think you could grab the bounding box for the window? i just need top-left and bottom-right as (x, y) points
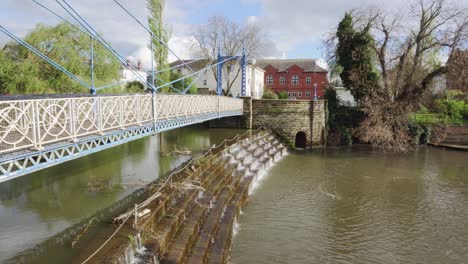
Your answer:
(292, 91), (297, 97)
(203, 80), (207, 86)
(288, 91), (292, 97)
(291, 75), (299, 85)
(306, 76), (311, 85)
(280, 76), (285, 85)
(306, 90), (311, 97)
(267, 75), (273, 85)
(298, 91), (302, 97)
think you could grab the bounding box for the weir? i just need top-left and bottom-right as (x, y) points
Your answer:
(76, 128), (287, 264)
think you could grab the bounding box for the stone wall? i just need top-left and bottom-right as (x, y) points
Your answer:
(250, 99), (326, 148)
(209, 97), (327, 149)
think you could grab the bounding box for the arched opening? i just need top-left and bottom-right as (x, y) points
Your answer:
(295, 131), (307, 149)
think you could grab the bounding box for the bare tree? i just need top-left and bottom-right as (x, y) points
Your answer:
(326, 0), (467, 150)
(192, 16), (272, 95)
(371, 0), (466, 103)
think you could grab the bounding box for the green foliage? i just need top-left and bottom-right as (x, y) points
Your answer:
(125, 81), (145, 93)
(324, 86), (364, 145)
(278, 91), (288, 100)
(0, 23), (120, 94)
(408, 123), (431, 145)
(435, 90), (467, 123)
(336, 13), (380, 103)
(169, 70), (197, 94)
(148, 0), (170, 88)
(340, 128), (352, 146)
(413, 90), (468, 125)
(262, 87), (278, 99)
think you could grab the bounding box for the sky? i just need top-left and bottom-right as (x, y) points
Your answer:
(0, 0), (466, 70)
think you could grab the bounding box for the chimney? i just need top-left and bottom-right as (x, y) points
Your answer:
(137, 60), (142, 70)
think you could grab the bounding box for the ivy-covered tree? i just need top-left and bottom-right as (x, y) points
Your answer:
(336, 13), (380, 103)
(0, 23), (120, 95)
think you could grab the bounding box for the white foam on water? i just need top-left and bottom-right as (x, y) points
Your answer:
(232, 218), (241, 237)
(248, 149), (288, 196)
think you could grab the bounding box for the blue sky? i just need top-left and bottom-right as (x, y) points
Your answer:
(1, 0), (464, 68)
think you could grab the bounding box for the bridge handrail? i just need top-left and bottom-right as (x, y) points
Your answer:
(0, 94), (243, 155)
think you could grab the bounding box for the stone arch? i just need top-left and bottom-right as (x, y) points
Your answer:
(295, 131), (307, 149)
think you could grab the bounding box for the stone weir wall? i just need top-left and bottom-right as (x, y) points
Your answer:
(80, 129), (287, 264)
(441, 126), (468, 146)
(210, 97), (327, 149)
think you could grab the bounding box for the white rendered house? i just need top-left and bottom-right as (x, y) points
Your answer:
(169, 59), (265, 99)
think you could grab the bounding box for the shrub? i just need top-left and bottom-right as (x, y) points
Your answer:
(262, 87), (278, 99)
(125, 81), (145, 93)
(433, 90), (467, 125)
(278, 91), (288, 100)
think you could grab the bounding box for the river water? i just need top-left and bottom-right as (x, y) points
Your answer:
(231, 147), (468, 264)
(0, 125), (244, 264)
(1, 130), (467, 264)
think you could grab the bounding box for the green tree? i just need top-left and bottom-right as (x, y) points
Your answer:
(262, 87), (278, 99)
(148, 0), (170, 91)
(125, 80), (145, 93)
(336, 13), (380, 103)
(170, 70), (197, 94)
(0, 23), (120, 94)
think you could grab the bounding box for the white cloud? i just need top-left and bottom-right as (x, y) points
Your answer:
(1, 0), (466, 69)
(0, 0), (204, 70)
(253, 0), (466, 58)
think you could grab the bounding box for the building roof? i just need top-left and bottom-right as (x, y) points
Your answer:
(170, 59), (265, 72)
(255, 59), (327, 73)
(169, 59), (213, 71)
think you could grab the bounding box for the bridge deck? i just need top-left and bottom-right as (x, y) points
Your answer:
(0, 94), (243, 182)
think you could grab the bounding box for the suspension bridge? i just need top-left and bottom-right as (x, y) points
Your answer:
(0, 0), (248, 183)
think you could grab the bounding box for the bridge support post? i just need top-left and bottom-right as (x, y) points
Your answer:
(217, 47), (223, 96)
(241, 47), (247, 96)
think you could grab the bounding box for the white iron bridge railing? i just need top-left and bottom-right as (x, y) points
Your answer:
(0, 94), (243, 155)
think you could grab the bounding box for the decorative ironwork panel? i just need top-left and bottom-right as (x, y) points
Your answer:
(0, 94), (243, 155)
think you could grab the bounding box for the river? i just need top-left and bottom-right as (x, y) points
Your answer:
(0, 125), (244, 264)
(1, 131), (467, 264)
(231, 147), (468, 264)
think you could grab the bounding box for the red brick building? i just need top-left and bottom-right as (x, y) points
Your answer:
(256, 59), (328, 99)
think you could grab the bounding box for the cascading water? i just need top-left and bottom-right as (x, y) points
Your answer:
(118, 130), (287, 264)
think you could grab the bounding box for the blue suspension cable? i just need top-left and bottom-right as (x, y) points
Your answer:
(60, 0), (184, 94)
(0, 25), (92, 90)
(37, 0), (153, 92)
(32, 0), (93, 38)
(156, 56), (236, 91)
(57, 0), (154, 90)
(112, 0), (206, 84)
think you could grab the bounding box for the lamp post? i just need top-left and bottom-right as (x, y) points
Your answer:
(313, 82), (317, 101)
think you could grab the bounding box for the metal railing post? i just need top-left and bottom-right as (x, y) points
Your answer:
(68, 98), (77, 142)
(31, 101), (42, 150)
(97, 97), (103, 134)
(152, 93), (157, 133)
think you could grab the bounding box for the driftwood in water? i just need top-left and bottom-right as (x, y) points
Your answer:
(164, 146), (192, 156)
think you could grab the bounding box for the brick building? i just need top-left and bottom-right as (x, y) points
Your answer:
(256, 59), (328, 99)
